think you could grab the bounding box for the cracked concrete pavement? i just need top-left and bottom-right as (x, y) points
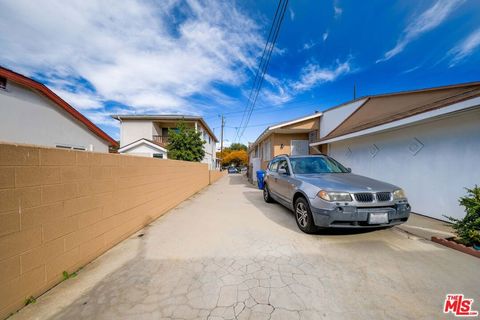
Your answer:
(12, 174), (480, 320)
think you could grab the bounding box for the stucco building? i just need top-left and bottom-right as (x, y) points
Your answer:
(112, 115), (219, 169)
(248, 112), (322, 181)
(0, 67), (118, 152)
(251, 81), (480, 220)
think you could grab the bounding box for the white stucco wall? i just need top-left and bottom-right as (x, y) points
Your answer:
(319, 99), (366, 138)
(121, 143), (167, 158)
(196, 124), (217, 169)
(328, 108), (480, 220)
(120, 120), (154, 147)
(0, 81), (109, 152)
(250, 157), (261, 182)
(119, 120), (217, 168)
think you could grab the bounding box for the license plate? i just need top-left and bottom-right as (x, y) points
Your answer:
(368, 212), (389, 224)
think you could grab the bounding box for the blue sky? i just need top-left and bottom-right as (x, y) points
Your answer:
(1, 0), (479, 145)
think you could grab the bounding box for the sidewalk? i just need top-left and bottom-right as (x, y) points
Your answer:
(396, 213), (455, 240)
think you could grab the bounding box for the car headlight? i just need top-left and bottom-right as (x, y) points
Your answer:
(317, 190), (352, 202)
(393, 189), (407, 200)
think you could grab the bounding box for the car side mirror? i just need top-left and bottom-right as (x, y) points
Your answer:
(278, 167), (289, 175)
(346, 168), (352, 173)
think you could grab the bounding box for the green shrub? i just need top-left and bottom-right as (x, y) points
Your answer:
(445, 186), (480, 246)
(166, 121), (205, 162)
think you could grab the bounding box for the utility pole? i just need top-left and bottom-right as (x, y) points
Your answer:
(220, 115), (225, 169)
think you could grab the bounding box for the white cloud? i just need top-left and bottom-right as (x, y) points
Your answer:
(0, 0), (264, 115)
(52, 88), (103, 111)
(448, 28), (480, 66)
(334, 1), (343, 19)
(401, 65), (421, 74)
(289, 8), (295, 21)
(261, 74), (292, 105)
(322, 31), (329, 42)
(291, 60), (352, 92)
(377, 0), (463, 63)
(302, 40), (317, 51)
(300, 34), (329, 52)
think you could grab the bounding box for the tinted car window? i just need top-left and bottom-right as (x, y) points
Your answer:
(290, 156), (349, 174)
(269, 159), (279, 172)
(277, 159), (289, 174)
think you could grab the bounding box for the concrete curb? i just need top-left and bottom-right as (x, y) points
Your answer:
(431, 236), (480, 259)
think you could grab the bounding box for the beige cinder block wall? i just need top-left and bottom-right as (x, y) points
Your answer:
(0, 143), (209, 319)
(208, 170), (227, 184)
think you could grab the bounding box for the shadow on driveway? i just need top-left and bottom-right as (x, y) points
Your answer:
(227, 173), (257, 188)
(240, 180), (381, 237)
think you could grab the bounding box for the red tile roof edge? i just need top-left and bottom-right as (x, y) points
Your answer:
(0, 66), (118, 147)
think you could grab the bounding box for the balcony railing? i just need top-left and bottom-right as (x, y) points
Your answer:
(152, 135), (169, 146)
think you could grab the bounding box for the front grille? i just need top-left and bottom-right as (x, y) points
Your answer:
(354, 193), (373, 202)
(376, 192), (392, 202)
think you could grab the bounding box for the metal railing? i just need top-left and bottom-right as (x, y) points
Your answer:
(152, 135), (169, 145)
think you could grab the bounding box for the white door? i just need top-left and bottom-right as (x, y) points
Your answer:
(291, 140), (309, 155)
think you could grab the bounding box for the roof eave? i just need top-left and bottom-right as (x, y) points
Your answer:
(111, 114), (218, 142)
(311, 95), (480, 146)
(0, 66), (118, 147)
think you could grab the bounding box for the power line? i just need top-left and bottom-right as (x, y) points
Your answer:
(238, 0), (288, 142)
(234, 0), (289, 143)
(234, 0), (283, 142)
(203, 97), (320, 120)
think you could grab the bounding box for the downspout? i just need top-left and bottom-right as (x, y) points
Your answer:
(118, 116), (122, 148)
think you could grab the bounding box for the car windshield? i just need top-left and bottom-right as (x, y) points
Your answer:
(290, 156), (349, 174)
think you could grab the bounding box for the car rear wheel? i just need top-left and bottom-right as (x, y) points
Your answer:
(263, 184), (274, 203)
(294, 197), (317, 234)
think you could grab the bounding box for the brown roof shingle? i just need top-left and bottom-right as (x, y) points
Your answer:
(322, 82), (480, 141)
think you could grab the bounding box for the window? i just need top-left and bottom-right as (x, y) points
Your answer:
(0, 77), (6, 90)
(153, 153), (164, 159)
(208, 136), (211, 144)
(291, 140), (309, 155)
(263, 140), (271, 161)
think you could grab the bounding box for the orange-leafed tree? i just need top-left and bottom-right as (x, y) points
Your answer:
(222, 150), (248, 167)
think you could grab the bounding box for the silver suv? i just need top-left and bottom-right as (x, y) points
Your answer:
(263, 155), (411, 233)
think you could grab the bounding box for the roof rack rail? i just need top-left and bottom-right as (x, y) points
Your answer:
(274, 154), (290, 158)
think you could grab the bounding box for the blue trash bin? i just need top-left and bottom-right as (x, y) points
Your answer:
(256, 170), (265, 189)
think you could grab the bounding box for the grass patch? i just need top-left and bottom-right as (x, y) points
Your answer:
(62, 270), (78, 281)
(24, 296), (36, 306)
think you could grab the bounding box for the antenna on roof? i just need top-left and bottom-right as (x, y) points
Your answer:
(353, 82), (357, 100)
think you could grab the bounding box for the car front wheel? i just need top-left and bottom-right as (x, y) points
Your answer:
(263, 184), (274, 203)
(294, 197), (317, 234)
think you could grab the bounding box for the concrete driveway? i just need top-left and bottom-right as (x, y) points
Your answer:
(13, 175), (480, 320)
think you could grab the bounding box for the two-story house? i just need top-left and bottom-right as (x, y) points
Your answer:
(112, 115), (219, 169)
